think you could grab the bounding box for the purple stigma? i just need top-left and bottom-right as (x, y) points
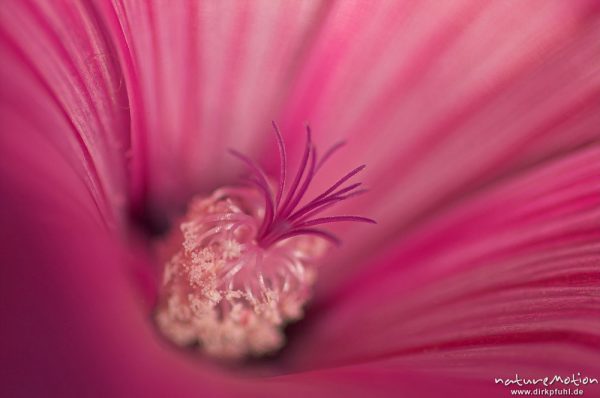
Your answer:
(230, 122), (376, 248)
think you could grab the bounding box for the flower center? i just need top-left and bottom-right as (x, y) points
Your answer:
(154, 123), (374, 359)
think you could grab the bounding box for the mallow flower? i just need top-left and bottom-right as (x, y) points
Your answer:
(1, 1), (599, 397)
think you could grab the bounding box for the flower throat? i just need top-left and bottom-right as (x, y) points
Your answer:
(154, 123), (374, 359)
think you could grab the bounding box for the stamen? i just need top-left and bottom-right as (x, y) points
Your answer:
(154, 123), (374, 359)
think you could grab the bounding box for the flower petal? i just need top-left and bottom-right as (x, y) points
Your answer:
(0, 0), (131, 228)
(94, 0), (333, 210)
(275, 0), (600, 279)
(285, 145), (600, 380)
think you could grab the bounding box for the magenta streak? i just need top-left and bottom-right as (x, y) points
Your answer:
(288, 182), (364, 222)
(295, 216), (377, 228)
(280, 145), (317, 219)
(316, 140), (346, 172)
(278, 128), (312, 219)
(228, 150), (275, 236)
(312, 164), (366, 203)
(272, 121), (287, 209)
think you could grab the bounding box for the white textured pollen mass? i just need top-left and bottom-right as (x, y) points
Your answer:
(155, 187), (326, 359)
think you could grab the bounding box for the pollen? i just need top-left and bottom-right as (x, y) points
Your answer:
(154, 123), (375, 359)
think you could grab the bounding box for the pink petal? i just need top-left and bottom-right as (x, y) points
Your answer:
(95, 0), (332, 210)
(0, 0), (131, 228)
(286, 145), (600, 380)
(280, 0), (600, 280)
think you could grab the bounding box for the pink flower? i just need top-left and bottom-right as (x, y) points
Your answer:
(1, 1), (599, 397)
